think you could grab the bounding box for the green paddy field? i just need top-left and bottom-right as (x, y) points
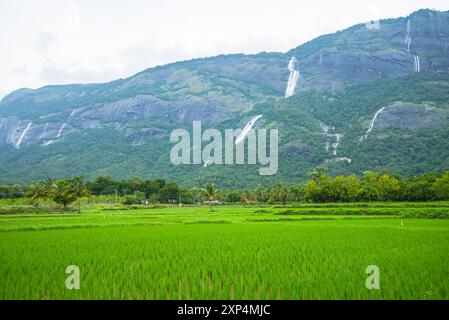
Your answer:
(1, 203), (448, 300)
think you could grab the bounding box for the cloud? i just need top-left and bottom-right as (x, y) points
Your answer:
(39, 61), (122, 84)
(66, 5), (81, 29)
(36, 32), (56, 53)
(13, 65), (30, 75)
(121, 43), (199, 74)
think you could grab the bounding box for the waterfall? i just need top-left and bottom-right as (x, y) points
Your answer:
(42, 140), (56, 147)
(332, 134), (342, 156)
(40, 123), (49, 139)
(69, 109), (80, 120)
(15, 122), (32, 148)
(320, 122), (341, 156)
(362, 107), (386, 141)
(413, 55), (420, 73)
(325, 157), (352, 164)
(285, 57), (300, 98)
(406, 19), (421, 73)
(405, 19), (412, 52)
(236, 115), (263, 145)
(320, 121), (351, 165)
(57, 123), (67, 138)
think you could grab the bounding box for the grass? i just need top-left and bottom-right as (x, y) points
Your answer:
(0, 203), (448, 300)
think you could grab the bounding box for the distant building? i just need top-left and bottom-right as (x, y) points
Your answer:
(204, 200), (222, 205)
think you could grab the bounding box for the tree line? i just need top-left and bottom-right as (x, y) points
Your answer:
(226, 168), (449, 203)
(1, 168), (449, 211)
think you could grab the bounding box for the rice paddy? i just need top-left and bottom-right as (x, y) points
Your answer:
(0, 203), (448, 300)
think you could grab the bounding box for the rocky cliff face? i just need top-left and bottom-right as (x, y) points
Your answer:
(369, 102), (449, 131)
(290, 9), (449, 91)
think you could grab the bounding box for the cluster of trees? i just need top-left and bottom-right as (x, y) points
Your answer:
(220, 169), (449, 203)
(21, 176), (218, 213)
(86, 176), (197, 205)
(2, 169), (449, 211)
(0, 185), (22, 199)
(24, 177), (90, 212)
(0, 176), (205, 209)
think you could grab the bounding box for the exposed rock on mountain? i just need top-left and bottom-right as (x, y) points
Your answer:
(366, 102), (448, 133)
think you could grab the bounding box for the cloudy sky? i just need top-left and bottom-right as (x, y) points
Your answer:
(1, 0), (448, 99)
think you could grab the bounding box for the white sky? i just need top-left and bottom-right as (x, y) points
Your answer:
(0, 0), (448, 99)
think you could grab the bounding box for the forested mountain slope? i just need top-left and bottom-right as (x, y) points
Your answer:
(1, 9), (448, 187)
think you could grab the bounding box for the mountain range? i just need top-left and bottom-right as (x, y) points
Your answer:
(1, 8), (449, 188)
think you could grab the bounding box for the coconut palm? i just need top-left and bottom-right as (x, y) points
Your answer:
(68, 176), (91, 213)
(53, 180), (76, 212)
(203, 183), (217, 212)
(309, 166), (327, 183)
(25, 182), (45, 207)
(42, 177), (56, 209)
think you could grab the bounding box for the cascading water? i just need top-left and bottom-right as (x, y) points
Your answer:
(285, 57), (300, 98)
(236, 115), (263, 145)
(320, 122), (351, 164)
(362, 107), (386, 141)
(57, 123), (67, 138)
(325, 157), (352, 164)
(413, 55), (421, 73)
(320, 122), (341, 156)
(69, 109), (80, 120)
(40, 123), (49, 139)
(42, 140), (56, 147)
(332, 134), (342, 156)
(405, 19), (422, 73)
(15, 122), (32, 148)
(405, 19), (412, 52)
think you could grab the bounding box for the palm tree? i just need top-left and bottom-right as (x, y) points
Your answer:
(25, 183), (45, 207)
(53, 180), (76, 212)
(272, 182), (287, 203)
(309, 166), (327, 183)
(68, 176), (91, 213)
(42, 177), (56, 209)
(203, 183), (217, 212)
(243, 190), (257, 204)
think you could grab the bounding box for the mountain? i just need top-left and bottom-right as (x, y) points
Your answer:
(1, 9), (449, 187)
